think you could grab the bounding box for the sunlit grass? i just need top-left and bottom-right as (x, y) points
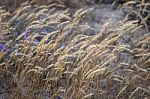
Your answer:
(0, 0), (150, 98)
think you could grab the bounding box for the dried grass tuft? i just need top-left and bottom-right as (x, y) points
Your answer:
(0, 0), (150, 99)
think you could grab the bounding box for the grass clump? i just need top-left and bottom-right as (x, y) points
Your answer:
(0, 0), (150, 99)
(123, 0), (150, 31)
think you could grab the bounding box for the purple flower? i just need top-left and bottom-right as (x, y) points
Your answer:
(0, 44), (9, 52)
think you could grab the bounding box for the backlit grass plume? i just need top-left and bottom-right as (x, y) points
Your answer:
(0, 0), (150, 99)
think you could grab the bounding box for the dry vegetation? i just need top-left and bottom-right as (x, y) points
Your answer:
(0, 0), (150, 99)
